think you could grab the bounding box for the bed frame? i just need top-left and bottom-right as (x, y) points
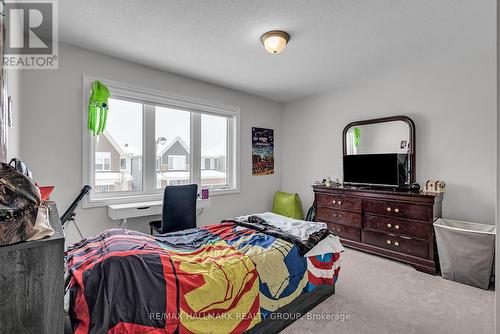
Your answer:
(245, 285), (335, 333)
(65, 285), (335, 333)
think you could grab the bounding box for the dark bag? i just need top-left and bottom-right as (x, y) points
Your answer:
(0, 163), (41, 245)
(306, 205), (315, 221)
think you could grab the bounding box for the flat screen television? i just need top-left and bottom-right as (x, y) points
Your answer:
(343, 153), (410, 187)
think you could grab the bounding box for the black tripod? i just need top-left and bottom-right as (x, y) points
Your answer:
(60, 185), (91, 239)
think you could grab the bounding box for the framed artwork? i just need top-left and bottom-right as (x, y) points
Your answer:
(252, 127), (274, 175)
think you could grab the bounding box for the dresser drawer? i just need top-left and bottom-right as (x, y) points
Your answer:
(364, 215), (431, 240)
(316, 194), (362, 212)
(364, 200), (430, 221)
(326, 222), (361, 241)
(316, 207), (362, 228)
(363, 230), (429, 258)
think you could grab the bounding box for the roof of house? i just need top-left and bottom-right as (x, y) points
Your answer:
(156, 136), (190, 157)
(102, 131), (139, 156)
(103, 132), (224, 158)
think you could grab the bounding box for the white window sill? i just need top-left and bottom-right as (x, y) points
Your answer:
(83, 187), (239, 208)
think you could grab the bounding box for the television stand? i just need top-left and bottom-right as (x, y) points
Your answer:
(312, 185), (443, 274)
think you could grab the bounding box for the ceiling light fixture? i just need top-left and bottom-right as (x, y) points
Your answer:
(261, 30), (290, 54)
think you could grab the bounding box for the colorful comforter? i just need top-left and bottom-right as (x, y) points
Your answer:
(65, 216), (343, 334)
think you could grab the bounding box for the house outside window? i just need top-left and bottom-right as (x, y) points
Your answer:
(83, 76), (240, 207)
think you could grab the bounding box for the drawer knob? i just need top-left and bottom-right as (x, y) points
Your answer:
(394, 241), (400, 247)
(394, 208), (400, 213)
(338, 201), (342, 205)
(333, 214), (336, 217)
(387, 223), (392, 228)
(338, 214), (342, 218)
(386, 240), (392, 245)
(395, 225), (400, 229)
(387, 207), (392, 212)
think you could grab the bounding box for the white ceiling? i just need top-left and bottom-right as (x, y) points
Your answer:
(59, 0), (495, 102)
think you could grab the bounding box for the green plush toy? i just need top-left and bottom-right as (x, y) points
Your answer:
(88, 80), (110, 135)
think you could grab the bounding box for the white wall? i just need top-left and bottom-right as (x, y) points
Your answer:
(282, 51), (496, 225)
(20, 43), (282, 245)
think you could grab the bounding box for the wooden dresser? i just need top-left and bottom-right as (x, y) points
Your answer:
(313, 185), (443, 274)
(0, 202), (65, 333)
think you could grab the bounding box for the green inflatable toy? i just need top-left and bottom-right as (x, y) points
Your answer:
(353, 127), (361, 147)
(88, 80), (110, 135)
(272, 191), (304, 220)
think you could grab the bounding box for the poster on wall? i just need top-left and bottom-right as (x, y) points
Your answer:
(252, 127), (274, 176)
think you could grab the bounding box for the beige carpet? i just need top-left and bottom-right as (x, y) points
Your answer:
(283, 248), (495, 334)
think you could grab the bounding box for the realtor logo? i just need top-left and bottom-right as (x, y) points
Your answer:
(2, 0), (58, 69)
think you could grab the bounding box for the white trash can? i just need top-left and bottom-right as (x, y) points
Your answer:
(434, 219), (495, 289)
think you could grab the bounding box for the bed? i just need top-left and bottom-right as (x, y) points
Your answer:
(65, 213), (343, 334)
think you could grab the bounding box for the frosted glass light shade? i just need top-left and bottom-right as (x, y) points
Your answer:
(261, 31), (290, 54)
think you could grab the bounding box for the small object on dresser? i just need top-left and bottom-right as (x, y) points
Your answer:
(410, 183), (420, 192)
(424, 180), (446, 193)
(323, 177), (341, 187)
(201, 188), (209, 199)
(325, 177), (332, 187)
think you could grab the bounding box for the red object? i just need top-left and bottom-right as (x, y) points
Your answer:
(38, 186), (54, 201)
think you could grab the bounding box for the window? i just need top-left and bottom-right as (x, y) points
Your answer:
(201, 114), (228, 187)
(168, 156), (187, 171)
(155, 106), (190, 188)
(93, 98), (143, 194)
(120, 158), (127, 171)
(83, 76), (239, 206)
(95, 152), (111, 171)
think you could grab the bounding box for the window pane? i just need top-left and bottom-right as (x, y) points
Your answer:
(155, 107), (191, 188)
(201, 114), (227, 187)
(95, 98), (142, 193)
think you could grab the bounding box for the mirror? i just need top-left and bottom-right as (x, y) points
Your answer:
(342, 115), (416, 184)
(345, 120), (410, 155)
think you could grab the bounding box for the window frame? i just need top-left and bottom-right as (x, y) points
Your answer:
(82, 75), (240, 208)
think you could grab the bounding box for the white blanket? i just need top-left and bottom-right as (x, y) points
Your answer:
(236, 212), (344, 256)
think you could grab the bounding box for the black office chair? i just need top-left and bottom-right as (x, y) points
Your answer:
(149, 184), (198, 235)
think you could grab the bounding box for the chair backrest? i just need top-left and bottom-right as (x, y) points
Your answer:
(161, 184), (198, 233)
(272, 191), (304, 220)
